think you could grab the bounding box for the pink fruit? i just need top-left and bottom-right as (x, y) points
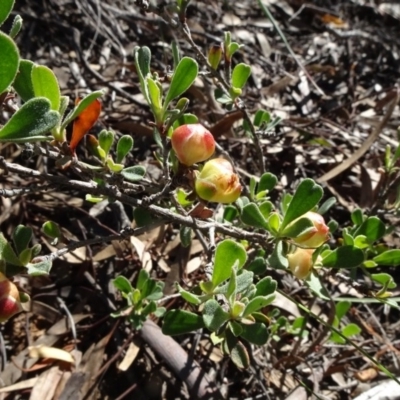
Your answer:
(287, 248), (314, 280)
(292, 212), (330, 248)
(171, 124), (215, 166)
(195, 158), (242, 203)
(0, 273), (22, 322)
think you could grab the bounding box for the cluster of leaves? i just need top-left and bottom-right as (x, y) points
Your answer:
(1, 0), (400, 372)
(112, 270), (165, 330)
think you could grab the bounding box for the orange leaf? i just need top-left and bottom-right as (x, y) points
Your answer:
(320, 14), (347, 28)
(70, 98), (102, 153)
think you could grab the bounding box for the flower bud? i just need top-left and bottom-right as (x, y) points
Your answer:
(0, 273), (22, 322)
(287, 248), (314, 280)
(208, 44), (223, 70)
(195, 158), (241, 203)
(171, 124), (215, 166)
(292, 212), (329, 248)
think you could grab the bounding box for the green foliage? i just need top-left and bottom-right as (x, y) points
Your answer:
(280, 179), (323, 231)
(0, 98), (59, 142)
(13, 59), (35, 101)
(112, 271), (165, 329)
(0, 0), (15, 26)
(0, 31), (19, 94)
(163, 239), (276, 366)
(31, 65), (61, 111)
(0, 226), (51, 275)
(2, 0), (400, 377)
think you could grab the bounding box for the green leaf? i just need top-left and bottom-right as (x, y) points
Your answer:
(26, 259), (52, 275)
(176, 188), (193, 207)
(13, 59), (35, 101)
(216, 270), (254, 295)
(175, 97), (190, 113)
(247, 257), (267, 275)
(147, 77), (163, 121)
(241, 203), (269, 229)
(228, 42), (242, 58)
(255, 276), (277, 297)
(61, 90), (104, 131)
(335, 301), (350, 320)
(371, 273), (396, 289)
(9, 14), (22, 38)
(19, 247), (32, 266)
(113, 276), (133, 295)
(231, 300), (245, 318)
(154, 306), (166, 317)
(203, 299), (230, 331)
(0, 233), (22, 266)
(226, 268), (237, 301)
(136, 269), (149, 291)
(318, 197), (337, 215)
(177, 284), (203, 305)
(239, 322), (269, 345)
(373, 250), (400, 266)
(31, 244), (42, 258)
(363, 260), (377, 268)
(145, 282), (164, 301)
(212, 239), (247, 287)
(342, 323), (361, 338)
(116, 135), (133, 163)
(229, 320), (243, 336)
(353, 235), (370, 249)
(231, 63), (251, 89)
(258, 172), (277, 193)
(162, 309), (205, 335)
(249, 177), (257, 199)
(243, 295), (275, 317)
(214, 88), (233, 105)
(121, 165), (146, 182)
(253, 110), (271, 127)
(223, 205), (238, 222)
(351, 208), (364, 226)
(142, 300), (157, 316)
(342, 229), (354, 246)
(0, 0), (14, 26)
(229, 340), (249, 369)
(322, 246), (364, 268)
(0, 31), (19, 94)
(179, 226), (192, 248)
(98, 130), (114, 156)
(12, 225), (32, 255)
(305, 271), (330, 300)
(268, 212), (281, 235)
(133, 46), (151, 104)
(31, 65), (61, 111)
(280, 217), (314, 238)
(268, 241), (288, 269)
(328, 219), (338, 235)
(280, 179), (323, 231)
(164, 57), (198, 108)
(41, 221), (61, 240)
(59, 95), (69, 118)
(175, 113), (198, 128)
(355, 216), (386, 243)
(106, 158), (124, 173)
(0, 97), (60, 142)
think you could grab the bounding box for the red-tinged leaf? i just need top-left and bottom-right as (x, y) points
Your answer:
(70, 98), (101, 153)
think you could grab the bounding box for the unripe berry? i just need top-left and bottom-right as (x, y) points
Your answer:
(0, 273), (22, 322)
(292, 212), (329, 248)
(287, 248), (314, 280)
(170, 124), (215, 166)
(195, 158), (242, 203)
